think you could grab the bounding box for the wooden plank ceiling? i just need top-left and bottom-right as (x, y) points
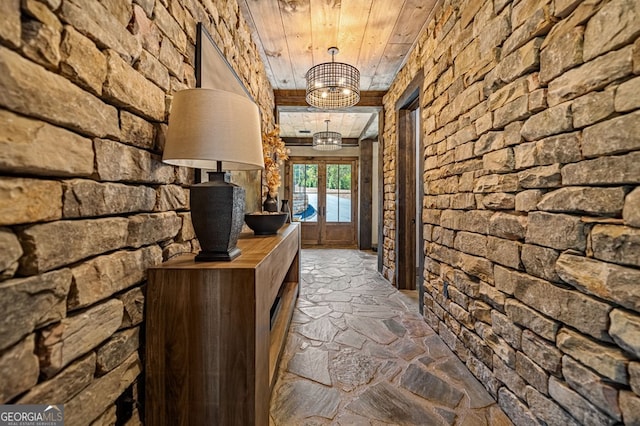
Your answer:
(239, 0), (437, 140)
(279, 110), (374, 138)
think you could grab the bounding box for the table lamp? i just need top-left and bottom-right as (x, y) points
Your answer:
(163, 88), (264, 261)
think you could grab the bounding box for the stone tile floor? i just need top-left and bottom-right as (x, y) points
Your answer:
(270, 249), (512, 426)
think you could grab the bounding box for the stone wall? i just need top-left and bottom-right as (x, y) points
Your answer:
(382, 0), (640, 424)
(0, 0), (274, 424)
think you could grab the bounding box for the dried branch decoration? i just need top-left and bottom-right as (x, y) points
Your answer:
(262, 126), (289, 196)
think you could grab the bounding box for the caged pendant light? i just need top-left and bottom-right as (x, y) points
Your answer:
(312, 119), (342, 151)
(305, 47), (360, 109)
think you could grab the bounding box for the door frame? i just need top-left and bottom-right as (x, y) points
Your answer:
(395, 72), (424, 310)
(377, 111), (385, 272)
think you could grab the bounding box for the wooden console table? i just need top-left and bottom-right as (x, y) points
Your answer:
(145, 224), (300, 426)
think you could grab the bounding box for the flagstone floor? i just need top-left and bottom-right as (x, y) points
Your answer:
(270, 249), (512, 426)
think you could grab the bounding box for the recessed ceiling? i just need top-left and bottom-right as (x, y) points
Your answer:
(239, 0), (438, 141)
(279, 110), (377, 139)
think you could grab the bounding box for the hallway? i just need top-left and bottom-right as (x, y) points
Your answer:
(270, 249), (512, 425)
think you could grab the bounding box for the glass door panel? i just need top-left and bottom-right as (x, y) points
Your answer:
(291, 163), (321, 245)
(292, 164), (318, 223)
(325, 164), (352, 223)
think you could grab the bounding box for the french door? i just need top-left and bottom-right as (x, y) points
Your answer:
(286, 158), (358, 246)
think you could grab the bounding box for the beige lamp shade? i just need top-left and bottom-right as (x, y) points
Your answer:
(163, 88), (264, 170)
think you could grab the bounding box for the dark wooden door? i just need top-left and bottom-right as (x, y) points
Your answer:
(396, 108), (417, 290)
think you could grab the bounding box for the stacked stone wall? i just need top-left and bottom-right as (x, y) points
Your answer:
(0, 0), (274, 423)
(383, 0), (640, 423)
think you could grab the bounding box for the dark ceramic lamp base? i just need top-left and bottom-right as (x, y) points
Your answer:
(191, 171), (245, 262)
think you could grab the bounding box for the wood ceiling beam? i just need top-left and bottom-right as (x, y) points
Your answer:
(359, 111), (379, 141)
(274, 90), (386, 107)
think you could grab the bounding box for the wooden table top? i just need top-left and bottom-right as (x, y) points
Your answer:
(150, 223), (300, 270)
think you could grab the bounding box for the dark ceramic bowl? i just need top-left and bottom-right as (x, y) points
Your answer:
(244, 213), (288, 235)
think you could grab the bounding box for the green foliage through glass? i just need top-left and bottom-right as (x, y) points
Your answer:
(326, 164), (351, 190)
(293, 164), (318, 188)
